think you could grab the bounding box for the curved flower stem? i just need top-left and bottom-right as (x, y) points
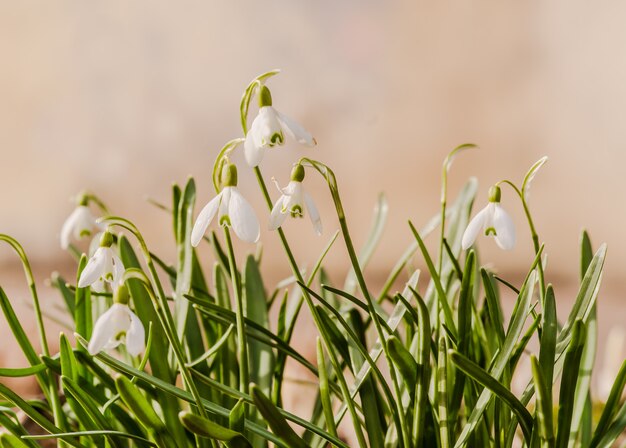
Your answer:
(297, 158), (411, 448)
(101, 217), (208, 418)
(253, 166), (369, 448)
(0, 235), (66, 438)
(222, 227), (249, 396)
(497, 180), (546, 295)
(84, 192), (110, 215)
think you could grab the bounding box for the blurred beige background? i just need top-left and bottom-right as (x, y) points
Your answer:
(0, 1), (624, 393)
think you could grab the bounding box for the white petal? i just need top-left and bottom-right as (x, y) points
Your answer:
(73, 207), (97, 239)
(304, 192), (322, 235)
(88, 304), (129, 355)
(257, 107), (283, 145)
(244, 132), (266, 167)
(60, 208), (81, 249)
(78, 247), (106, 287)
(269, 196), (289, 230)
(126, 309), (146, 356)
(493, 205), (516, 250)
(461, 205), (490, 250)
(276, 111), (316, 146)
(101, 248), (117, 284)
(191, 193), (222, 247)
(112, 253), (125, 286)
(228, 188), (260, 243)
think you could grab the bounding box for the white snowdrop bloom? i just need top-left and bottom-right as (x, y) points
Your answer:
(462, 186), (515, 251)
(78, 231), (125, 288)
(269, 164), (322, 235)
(88, 285), (145, 356)
(244, 86), (316, 167)
(191, 164), (260, 245)
(60, 204), (99, 249)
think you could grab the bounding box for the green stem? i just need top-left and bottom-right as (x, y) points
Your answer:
(498, 180), (546, 295)
(253, 167), (369, 448)
(0, 236), (66, 440)
(297, 159), (410, 448)
(223, 227), (249, 396)
(103, 218), (208, 418)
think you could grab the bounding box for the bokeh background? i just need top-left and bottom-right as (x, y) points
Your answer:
(0, 1), (624, 399)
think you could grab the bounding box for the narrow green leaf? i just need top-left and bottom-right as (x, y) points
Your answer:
(175, 177), (196, 340)
(244, 255), (275, 398)
(453, 262), (538, 448)
(251, 385), (308, 448)
(589, 359), (626, 448)
(530, 355), (554, 443)
(437, 337), (450, 448)
(229, 398), (246, 433)
(411, 290), (432, 448)
(0, 383), (81, 448)
(316, 338), (338, 439)
(115, 375), (167, 431)
(0, 434), (30, 448)
(556, 320), (586, 448)
(180, 411), (252, 447)
(450, 250), (476, 414)
(408, 221), (458, 339)
(344, 193), (388, 295)
(22, 431), (157, 447)
(593, 400), (626, 448)
(389, 336), (418, 393)
(0, 364), (46, 378)
(450, 351), (533, 443)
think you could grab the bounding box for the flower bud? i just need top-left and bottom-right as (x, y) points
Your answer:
(258, 85), (273, 107)
(488, 185), (501, 203)
(290, 164), (305, 182)
(114, 283), (130, 305)
(99, 230), (114, 248)
(221, 163), (238, 187)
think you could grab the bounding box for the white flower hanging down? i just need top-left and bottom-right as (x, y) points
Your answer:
(60, 201), (99, 249)
(244, 85), (316, 167)
(462, 185), (516, 250)
(191, 163), (260, 245)
(269, 164), (322, 235)
(88, 284), (145, 356)
(78, 230), (125, 288)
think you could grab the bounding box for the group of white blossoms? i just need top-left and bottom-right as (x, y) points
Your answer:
(60, 81), (516, 357)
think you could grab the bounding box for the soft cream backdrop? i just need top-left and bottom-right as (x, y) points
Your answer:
(0, 2), (624, 298)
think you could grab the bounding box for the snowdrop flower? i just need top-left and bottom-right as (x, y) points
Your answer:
(462, 185), (515, 250)
(78, 231), (125, 288)
(244, 85), (316, 167)
(60, 200), (99, 250)
(191, 163), (260, 245)
(269, 164), (322, 235)
(88, 284), (145, 356)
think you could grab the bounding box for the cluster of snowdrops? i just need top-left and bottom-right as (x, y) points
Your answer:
(0, 70), (622, 448)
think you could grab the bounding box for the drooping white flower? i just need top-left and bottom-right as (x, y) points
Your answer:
(60, 204), (99, 249)
(191, 163), (260, 245)
(462, 186), (515, 250)
(269, 164), (322, 235)
(244, 85), (316, 167)
(78, 231), (125, 288)
(88, 285), (145, 356)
